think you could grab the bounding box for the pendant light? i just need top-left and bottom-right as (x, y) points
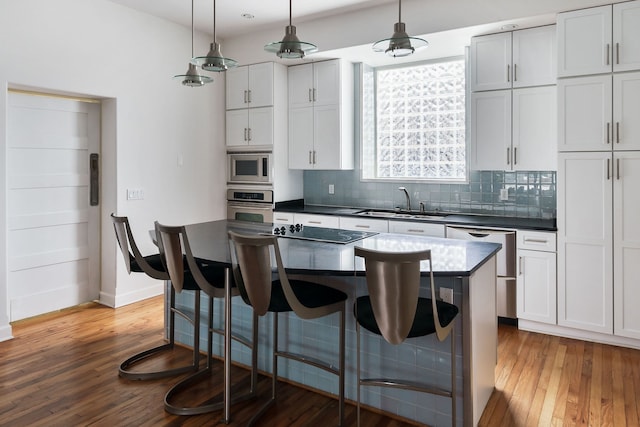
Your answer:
(174, 0), (213, 87)
(264, 0), (317, 59)
(372, 0), (428, 58)
(194, 0), (237, 71)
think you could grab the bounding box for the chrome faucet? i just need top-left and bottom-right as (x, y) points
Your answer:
(398, 187), (411, 212)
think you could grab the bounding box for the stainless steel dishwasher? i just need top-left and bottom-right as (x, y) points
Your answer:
(446, 225), (517, 320)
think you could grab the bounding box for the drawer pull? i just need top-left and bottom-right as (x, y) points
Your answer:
(519, 257), (523, 275)
(523, 238), (548, 244)
(309, 221), (321, 224)
(355, 225), (370, 229)
(407, 229), (424, 233)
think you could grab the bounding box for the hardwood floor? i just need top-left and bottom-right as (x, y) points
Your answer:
(2, 296), (639, 426)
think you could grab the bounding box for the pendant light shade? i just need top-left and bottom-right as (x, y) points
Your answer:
(372, 0), (427, 57)
(174, 0), (213, 86)
(264, 0), (317, 59)
(194, 0), (237, 71)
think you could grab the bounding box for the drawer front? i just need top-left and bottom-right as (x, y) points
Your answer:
(294, 213), (340, 229)
(517, 230), (556, 252)
(339, 217), (389, 233)
(273, 212), (294, 224)
(389, 221), (445, 237)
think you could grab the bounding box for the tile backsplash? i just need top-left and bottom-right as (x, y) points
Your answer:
(303, 170), (556, 219)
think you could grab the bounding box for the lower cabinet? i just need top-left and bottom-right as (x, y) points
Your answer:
(516, 230), (557, 324)
(388, 221), (445, 238)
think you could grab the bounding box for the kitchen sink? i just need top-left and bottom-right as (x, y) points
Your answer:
(356, 209), (447, 220)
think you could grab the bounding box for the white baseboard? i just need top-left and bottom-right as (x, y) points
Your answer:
(0, 324), (13, 342)
(100, 282), (163, 308)
(519, 320), (640, 350)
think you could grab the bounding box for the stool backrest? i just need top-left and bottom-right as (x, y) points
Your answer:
(111, 213), (167, 280)
(355, 247), (436, 344)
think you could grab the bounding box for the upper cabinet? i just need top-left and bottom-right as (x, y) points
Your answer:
(225, 62), (287, 149)
(226, 62), (275, 110)
(288, 59), (354, 170)
(557, 1), (640, 77)
(470, 25), (556, 92)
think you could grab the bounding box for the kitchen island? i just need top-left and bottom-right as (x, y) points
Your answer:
(172, 219), (501, 426)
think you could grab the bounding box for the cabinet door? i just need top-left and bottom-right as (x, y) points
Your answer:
(247, 62), (274, 108)
(613, 71), (640, 150)
(288, 107), (314, 169)
(226, 109), (248, 146)
(557, 5), (612, 77)
(470, 90), (511, 170)
(512, 26), (556, 88)
(247, 107), (273, 147)
(512, 86), (557, 171)
(313, 104), (342, 170)
(226, 66), (249, 110)
(557, 75), (612, 152)
(557, 152), (613, 334)
(288, 63), (313, 109)
(313, 60), (341, 106)
(517, 249), (557, 324)
(470, 32), (512, 92)
(613, 1), (640, 72)
(613, 152), (640, 339)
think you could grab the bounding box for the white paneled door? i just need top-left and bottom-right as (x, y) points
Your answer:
(7, 92), (101, 321)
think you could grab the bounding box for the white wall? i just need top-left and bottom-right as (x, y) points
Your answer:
(0, 0), (226, 341)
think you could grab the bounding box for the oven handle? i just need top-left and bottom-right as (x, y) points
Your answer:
(227, 201), (273, 210)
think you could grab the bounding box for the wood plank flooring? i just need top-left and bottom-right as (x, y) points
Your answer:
(2, 296), (640, 426)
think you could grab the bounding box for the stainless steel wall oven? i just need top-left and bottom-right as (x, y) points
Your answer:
(226, 188), (273, 223)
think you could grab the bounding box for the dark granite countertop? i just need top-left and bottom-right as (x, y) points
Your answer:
(184, 220), (501, 277)
(274, 203), (556, 231)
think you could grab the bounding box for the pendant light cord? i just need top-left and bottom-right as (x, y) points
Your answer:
(191, 0), (194, 57)
(289, 0), (293, 26)
(213, 0), (216, 42)
(398, 0), (402, 22)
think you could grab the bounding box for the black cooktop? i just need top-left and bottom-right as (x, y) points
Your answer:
(273, 224), (377, 244)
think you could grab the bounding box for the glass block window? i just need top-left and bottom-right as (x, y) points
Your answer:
(363, 59), (466, 182)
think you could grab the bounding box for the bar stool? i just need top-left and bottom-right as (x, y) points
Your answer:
(353, 247), (459, 427)
(111, 213), (200, 380)
(228, 231), (346, 426)
(155, 222), (258, 416)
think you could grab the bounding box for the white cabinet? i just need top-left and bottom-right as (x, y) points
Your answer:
(288, 59), (354, 170)
(469, 25), (556, 92)
(471, 86), (557, 170)
(226, 107), (273, 147)
(558, 1), (640, 77)
(517, 230), (557, 324)
(294, 213), (340, 229)
(613, 151), (640, 339)
(273, 212), (295, 224)
(226, 62), (274, 110)
(388, 221), (445, 238)
(557, 152), (613, 334)
(558, 72), (640, 152)
(339, 217), (388, 233)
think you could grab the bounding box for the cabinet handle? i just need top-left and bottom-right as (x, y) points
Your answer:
(244, 90), (248, 104)
(617, 158), (620, 180)
(524, 238), (548, 244)
(606, 43), (610, 65)
(407, 229), (424, 233)
(616, 122), (620, 144)
(507, 64), (510, 83)
(607, 158), (611, 180)
(616, 42), (620, 65)
(308, 151), (313, 164)
(308, 88), (313, 102)
(244, 128), (248, 141)
(513, 64), (517, 82)
(519, 257), (523, 276)
(247, 90), (252, 103)
(313, 88), (317, 102)
(309, 221), (321, 224)
(514, 147), (517, 165)
(247, 127), (252, 142)
(355, 225), (370, 229)
(313, 150), (317, 164)
(506, 147), (510, 165)
(607, 122), (611, 144)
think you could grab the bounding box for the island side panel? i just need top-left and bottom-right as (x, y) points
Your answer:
(463, 255), (498, 426)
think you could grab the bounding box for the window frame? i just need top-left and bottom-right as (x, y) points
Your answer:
(360, 55), (469, 184)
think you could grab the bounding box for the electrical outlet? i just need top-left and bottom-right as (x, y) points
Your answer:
(439, 288), (454, 304)
(328, 184), (335, 194)
(127, 188), (144, 200)
(499, 188), (509, 201)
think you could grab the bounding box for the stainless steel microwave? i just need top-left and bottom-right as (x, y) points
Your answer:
(227, 152), (272, 184)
